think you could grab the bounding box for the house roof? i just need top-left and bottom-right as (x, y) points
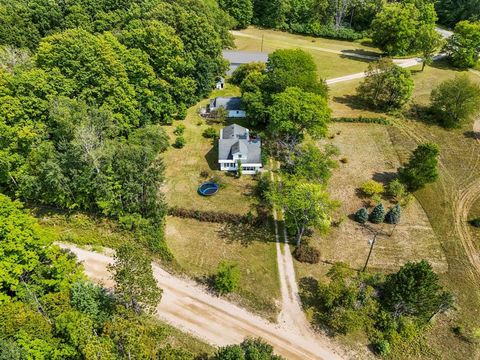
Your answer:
(210, 97), (243, 111)
(223, 50), (269, 64)
(221, 123), (248, 139)
(218, 124), (261, 164)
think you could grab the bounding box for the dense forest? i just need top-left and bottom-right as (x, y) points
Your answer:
(0, 0), (234, 258)
(218, 0), (480, 39)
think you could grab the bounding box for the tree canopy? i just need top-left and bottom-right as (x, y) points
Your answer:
(398, 143), (440, 191)
(445, 20), (480, 68)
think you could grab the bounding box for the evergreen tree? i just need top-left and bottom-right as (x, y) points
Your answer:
(355, 207), (369, 224)
(385, 204), (401, 224)
(369, 203), (385, 224)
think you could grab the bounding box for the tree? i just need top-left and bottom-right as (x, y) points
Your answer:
(355, 207), (369, 224)
(398, 143), (439, 191)
(268, 177), (338, 245)
(430, 75), (480, 128)
(436, 0), (480, 28)
(385, 204), (401, 224)
(371, 3), (421, 56)
(445, 20), (480, 68)
(213, 338), (283, 360)
(232, 62), (266, 85)
(382, 260), (454, 321)
(214, 262), (240, 295)
(283, 143), (338, 184)
(268, 87), (330, 146)
(218, 0), (254, 29)
(417, 25), (444, 71)
(108, 244), (162, 314)
(263, 49), (328, 97)
(369, 203), (385, 224)
(357, 58), (414, 110)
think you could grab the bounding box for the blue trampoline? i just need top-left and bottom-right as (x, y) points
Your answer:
(198, 182), (219, 196)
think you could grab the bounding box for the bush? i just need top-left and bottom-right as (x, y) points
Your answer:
(167, 206), (263, 225)
(354, 207), (369, 224)
(293, 244), (320, 264)
(289, 22), (367, 41)
(175, 104), (187, 120)
(173, 124), (185, 136)
(202, 127), (217, 138)
(173, 136), (186, 148)
(385, 204), (401, 224)
(332, 116), (390, 125)
(361, 180), (384, 197)
(200, 170), (209, 178)
(375, 340), (391, 356)
(214, 262), (240, 295)
(469, 218), (480, 228)
(369, 203), (385, 223)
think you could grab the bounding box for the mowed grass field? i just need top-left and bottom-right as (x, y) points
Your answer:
(307, 60), (480, 359)
(232, 27), (378, 79)
(165, 216), (280, 320)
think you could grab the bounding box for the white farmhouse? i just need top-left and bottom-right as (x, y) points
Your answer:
(218, 124), (262, 174)
(209, 97), (246, 118)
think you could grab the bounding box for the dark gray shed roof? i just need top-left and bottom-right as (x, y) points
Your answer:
(210, 97), (243, 111)
(222, 124), (248, 139)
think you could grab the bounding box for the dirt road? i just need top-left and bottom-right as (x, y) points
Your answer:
(59, 243), (345, 360)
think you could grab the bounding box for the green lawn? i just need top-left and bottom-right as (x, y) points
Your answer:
(233, 27), (378, 79)
(162, 84), (259, 216)
(165, 216), (280, 320)
(318, 59), (480, 359)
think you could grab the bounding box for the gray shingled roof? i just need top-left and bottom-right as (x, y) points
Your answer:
(210, 97), (243, 111)
(223, 51), (269, 64)
(218, 124), (261, 164)
(222, 124), (248, 139)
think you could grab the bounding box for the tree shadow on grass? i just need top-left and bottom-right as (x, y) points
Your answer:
(464, 131), (480, 140)
(218, 221), (274, 247)
(332, 94), (378, 112)
(204, 143), (218, 170)
(340, 49), (379, 62)
(372, 171), (397, 185)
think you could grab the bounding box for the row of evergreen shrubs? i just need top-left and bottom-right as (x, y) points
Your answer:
(288, 22), (368, 41)
(168, 206), (262, 225)
(355, 203), (401, 225)
(332, 116), (391, 125)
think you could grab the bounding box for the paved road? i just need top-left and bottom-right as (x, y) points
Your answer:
(60, 244), (345, 360)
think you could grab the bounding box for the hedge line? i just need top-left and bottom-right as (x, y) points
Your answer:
(289, 23), (368, 41)
(332, 116), (391, 125)
(168, 206), (263, 225)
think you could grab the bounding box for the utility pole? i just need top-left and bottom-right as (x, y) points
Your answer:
(362, 232), (377, 272)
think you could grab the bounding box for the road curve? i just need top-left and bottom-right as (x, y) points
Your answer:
(59, 243), (345, 360)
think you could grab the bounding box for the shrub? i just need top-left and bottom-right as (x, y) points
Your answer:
(340, 157), (348, 164)
(173, 136), (186, 148)
(167, 206), (263, 225)
(361, 180), (385, 197)
(173, 124), (185, 136)
(369, 203), (385, 223)
(469, 218), (480, 228)
(355, 207), (369, 224)
(202, 127), (217, 138)
(375, 340), (391, 357)
(289, 22), (367, 41)
(385, 204), (401, 224)
(386, 179), (405, 199)
(175, 104), (187, 120)
(332, 116), (390, 125)
(214, 262), (240, 295)
(293, 244), (320, 264)
(200, 170), (209, 178)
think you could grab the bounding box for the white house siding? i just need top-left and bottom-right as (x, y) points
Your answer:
(219, 161), (261, 174)
(228, 110), (246, 118)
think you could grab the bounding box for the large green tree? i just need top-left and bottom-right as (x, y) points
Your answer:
(357, 58), (414, 110)
(445, 20), (480, 68)
(108, 244), (162, 314)
(268, 177), (338, 245)
(268, 87), (331, 146)
(398, 143), (440, 191)
(371, 2), (437, 56)
(218, 0), (253, 29)
(430, 75), (480, 128)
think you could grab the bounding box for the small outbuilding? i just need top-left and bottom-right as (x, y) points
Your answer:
(207, 97), (246, 118)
